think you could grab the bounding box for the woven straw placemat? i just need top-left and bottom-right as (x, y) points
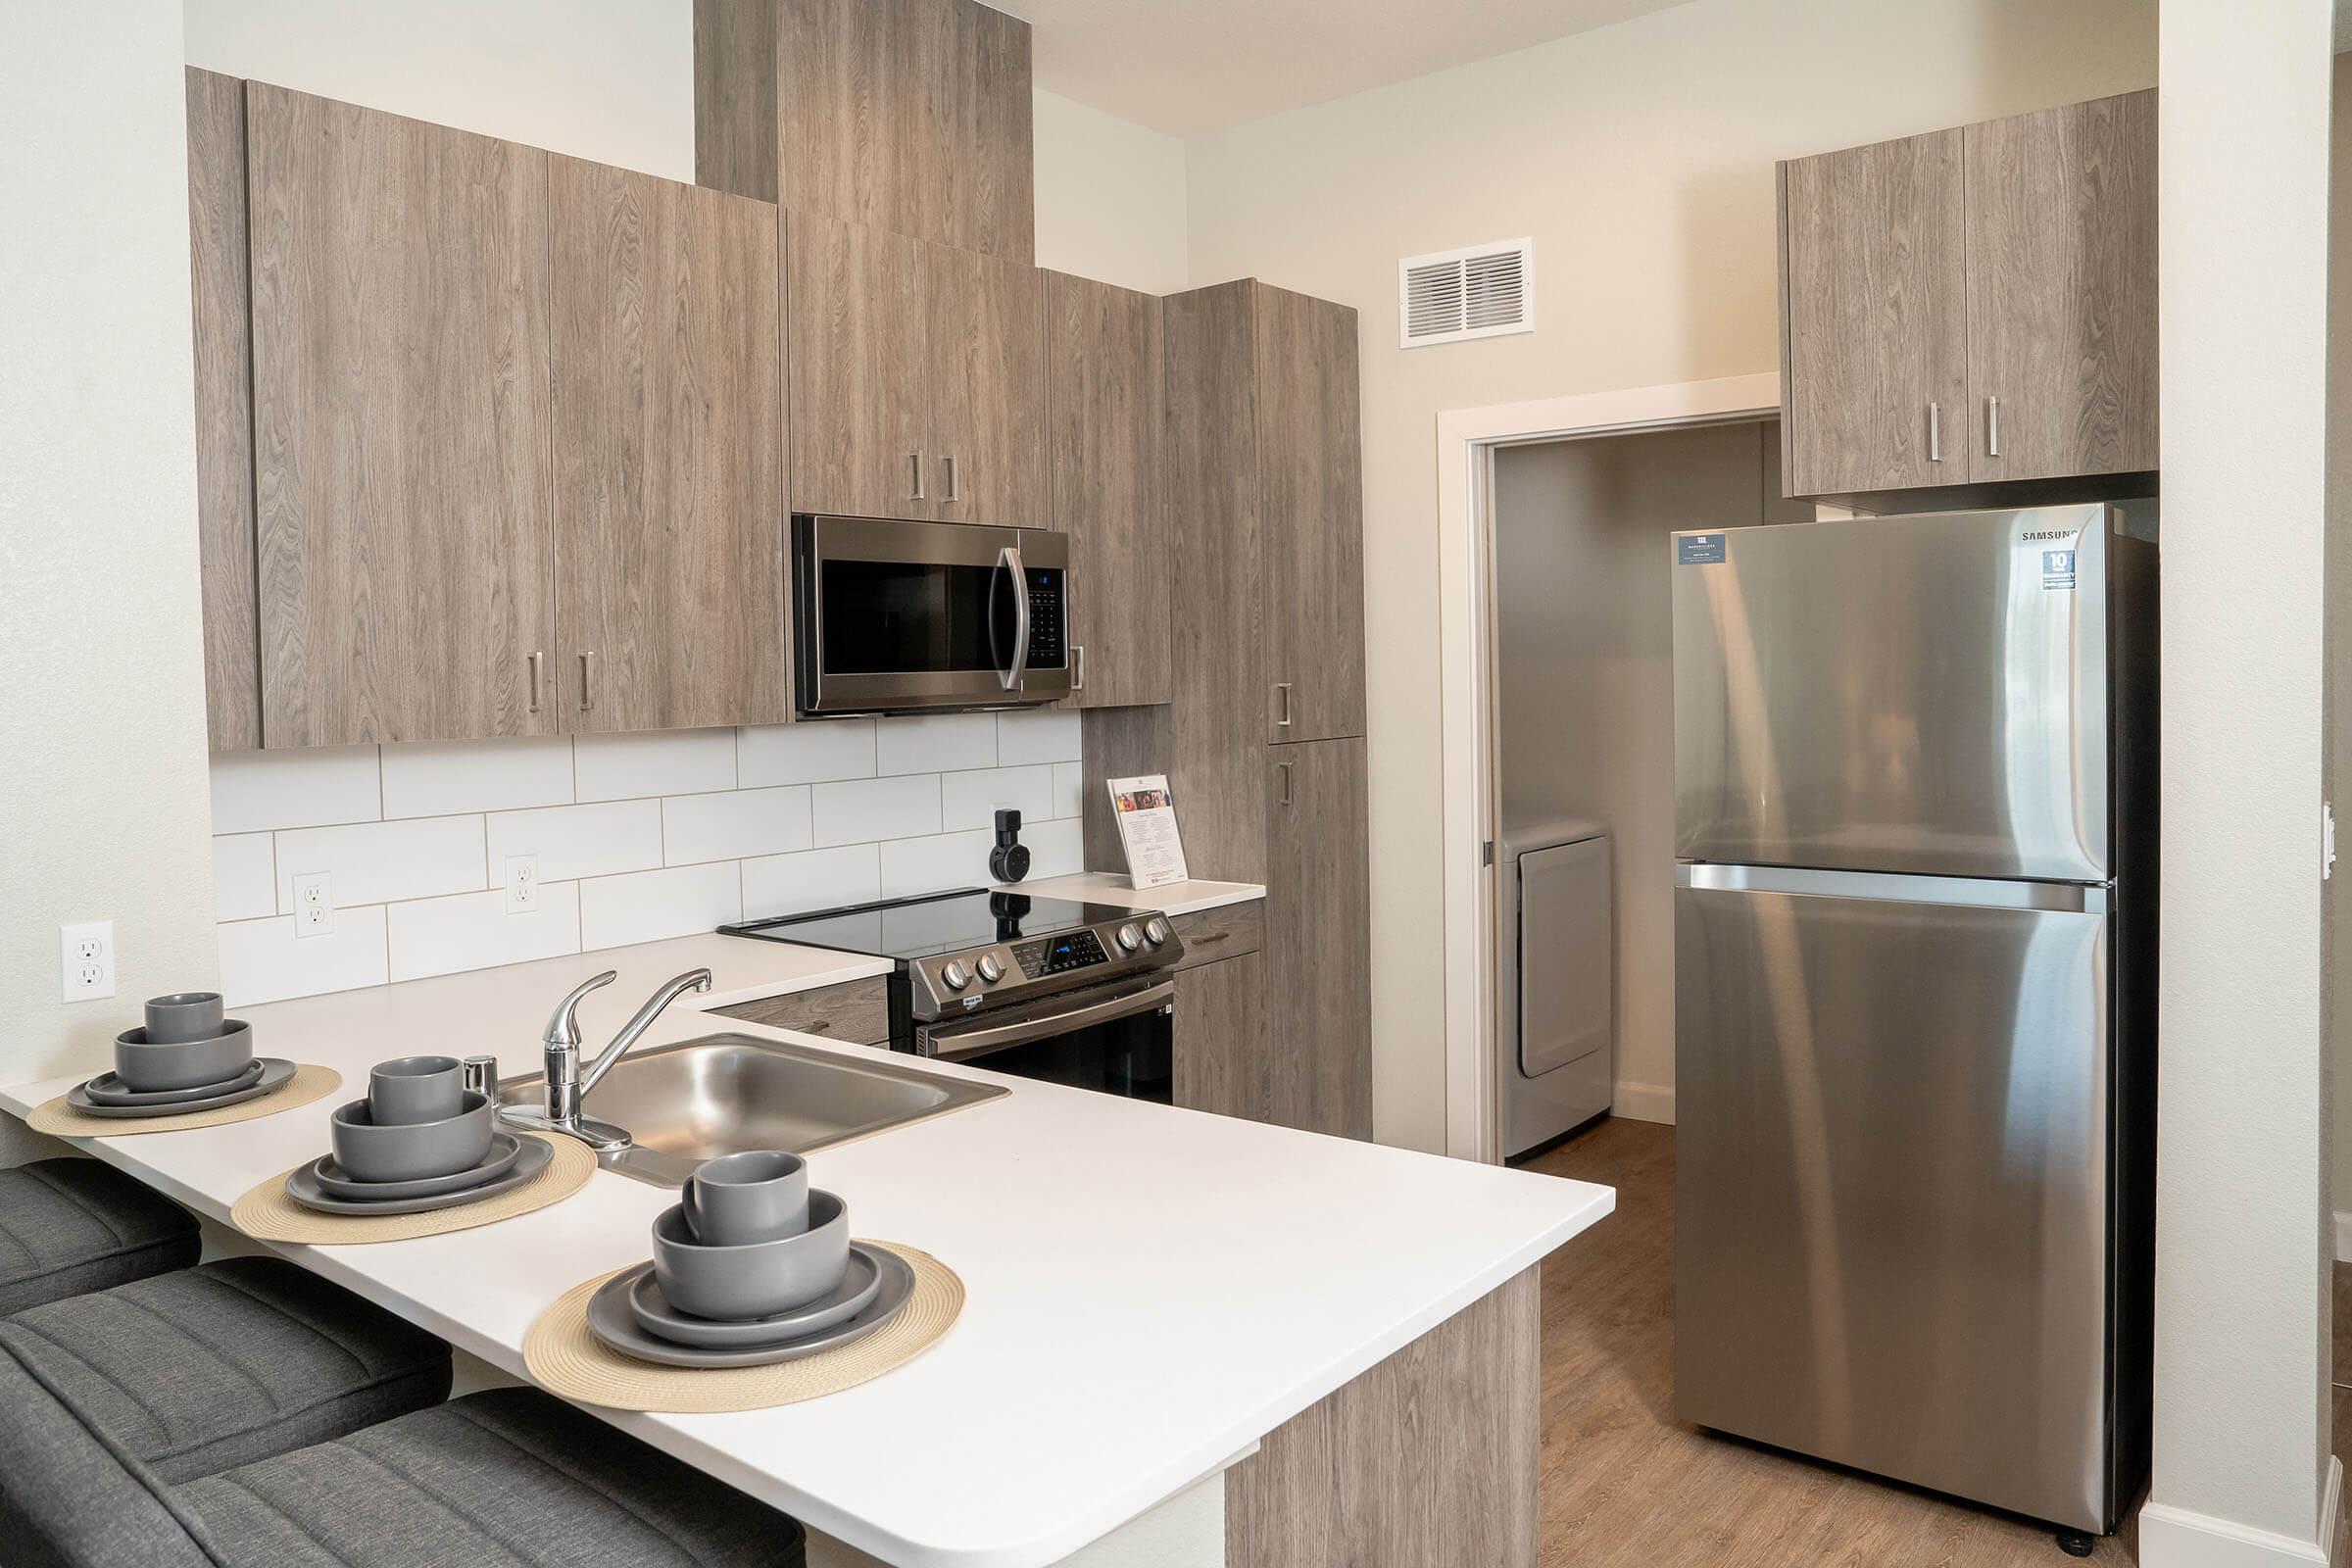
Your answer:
(228, 1133), (595, 1245)
(523, 1244), (962, 1413)
(24, 1064), (343, 1138)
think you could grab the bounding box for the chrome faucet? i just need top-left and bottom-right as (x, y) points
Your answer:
(502, 967), (711, 1152)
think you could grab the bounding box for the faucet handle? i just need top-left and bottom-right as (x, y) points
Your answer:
(544, 970), (617, 1051)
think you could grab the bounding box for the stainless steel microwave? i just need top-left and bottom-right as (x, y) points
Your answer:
(792, 514), (1071, 717)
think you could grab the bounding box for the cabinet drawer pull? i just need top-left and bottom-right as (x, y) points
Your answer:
(1072, 645), (1086, 692)
(941, 454), (961, 503)
(527, 651), (545, 713)
(1928, 402), (1941, 464)
(1274, 682), (1295, 729)
(578, 651), (596, 711)
(1986, 395), (2001, 458)
(908, 452), (926, 501)
(1277, 760), (1295, 808)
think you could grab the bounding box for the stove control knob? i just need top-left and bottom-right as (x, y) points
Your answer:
(941, 959), (971, 992)
(1116, 922), (1145, 954)
(1142, 916), (1172, 947)
(976, 954), (1004, 985)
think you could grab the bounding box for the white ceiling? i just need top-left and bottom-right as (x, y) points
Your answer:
(1000, 0), (1697, 137)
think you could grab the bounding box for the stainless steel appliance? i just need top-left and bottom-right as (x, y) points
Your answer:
(793, 514), (1071, 716)
(1670, 504), (2155, 1548)
(1494, 816), (1613, 1158)
(721, 889), (1182, 1102)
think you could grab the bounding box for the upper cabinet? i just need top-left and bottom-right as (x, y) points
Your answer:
(1047, 270), (1169, 709)
(697, 0), (1034, 263)
(1254, 286), (1365, 746)
(549, 156), (790, 734)
(1778, 89), (2156, 497)
(247, 82), (562, 747)
(784, 211), (1046, 524)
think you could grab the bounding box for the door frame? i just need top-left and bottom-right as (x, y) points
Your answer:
(1433, 371), (1783, 1163)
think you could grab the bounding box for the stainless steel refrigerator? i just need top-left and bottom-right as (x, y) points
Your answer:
(1669, 504), (2155, 1544)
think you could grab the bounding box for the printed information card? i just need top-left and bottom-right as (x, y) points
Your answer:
(1106, 775), (1191, 890)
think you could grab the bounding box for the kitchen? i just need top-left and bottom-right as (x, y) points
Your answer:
(0, 2), (2335, 1567)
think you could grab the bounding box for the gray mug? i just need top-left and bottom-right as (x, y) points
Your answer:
(144, 992), (224, 1045)
(368, 1054), (465, 1126)
(682, 1150), (810, 1246)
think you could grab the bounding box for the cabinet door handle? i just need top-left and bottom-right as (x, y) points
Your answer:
(908, 452), (926, 502)
(941, 454), (961, 503)
(1273, 681), (1295, 729)
(527, 651), (545, 713)
(1277, 760), (1295, 808)
(578, 651), (596, 711)
(1928, 402), (1942, 464)
(1072, 645), (1086, 693)
(1986, 395), (2001, 458)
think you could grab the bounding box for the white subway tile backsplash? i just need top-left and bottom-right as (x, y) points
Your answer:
(274, 815), (486, 909)
(578, 861), (743, 950)
(219, 905), (389, 1006)
(878, 828), (996, 899)
(876, 713), (996, 775)
(574, 728), (736, 802)
(663, 786), (813, 865)
(1020, 816), (1086, 881)
(387, 883), (582, 982)
(486, 799), (662, 884)
(996, 709), (1081, 765)
(211, 833), (276, 922)
(1053, 760), (1085, 821)
(811, 773), (940, 847)
(742, 844), (883, 920)
(211, 745), (380, 833)
(739, 719), (875, 787)
(381, 736), (574, 819)
(941, 764), (1060, 832)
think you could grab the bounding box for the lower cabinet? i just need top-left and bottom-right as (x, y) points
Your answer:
(1174, 952), (1269, 1123)
(1265, 738), (1372, 1140)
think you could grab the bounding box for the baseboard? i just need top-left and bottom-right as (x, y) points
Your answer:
(2334, 1210), (2352, 1263)
(2140, 1462), (2339, 1568)
(1612, 1081), (1675, 1125)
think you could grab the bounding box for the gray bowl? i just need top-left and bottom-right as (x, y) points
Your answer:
(114, 1019), (255, 1092)
(328, 1091), (494, 1184)
(144, 992), (224, 1045)
(652, 1188), (851, 1322)
(368, 1054), (465, 1126)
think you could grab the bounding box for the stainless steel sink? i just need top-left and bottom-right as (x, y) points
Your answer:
(496, 1032), (1006, 1187)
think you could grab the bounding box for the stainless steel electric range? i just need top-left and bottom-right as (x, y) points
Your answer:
(720, 888), (1185, 1102)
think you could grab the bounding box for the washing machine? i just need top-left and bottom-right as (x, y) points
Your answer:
(1495, 816), (1613, 1158)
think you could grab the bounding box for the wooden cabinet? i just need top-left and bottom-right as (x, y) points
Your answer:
(549, 157), (790, 733)
(784, 211), (1045, 525)
(1777, 90), (2156, 497)
(1175, 953), (1269, 1122)
(1255, 287), (1365, 744)
(1265, 739), (1371, 1141)
(1047, 270), (1169, 708)
(247, 83), (560, 747)
(697, 0), (1034, 263)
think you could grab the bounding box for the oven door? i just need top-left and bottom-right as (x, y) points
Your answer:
(913, 976), (1174, 1103)
(794, 514), (1070, 715)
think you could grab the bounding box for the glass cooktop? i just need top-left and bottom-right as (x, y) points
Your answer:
(721, 888), (1139, 962)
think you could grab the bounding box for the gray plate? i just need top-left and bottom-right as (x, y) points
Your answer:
(308, 1131), (525, 1200)
(627, 1245), (885, 1348)
(586, 1246), (913, 1368)
(66, 1058), (295, 1119)
(81, 1058), (264, 1105)
(284, 1135), (553, 1215)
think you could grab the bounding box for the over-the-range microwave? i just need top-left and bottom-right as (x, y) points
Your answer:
(792, 514), (1071, 717)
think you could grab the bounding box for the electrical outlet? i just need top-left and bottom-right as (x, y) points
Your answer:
(504, 855), (540, 913)
(292, 872), (334, 938)
(59, 921), (116, 1002)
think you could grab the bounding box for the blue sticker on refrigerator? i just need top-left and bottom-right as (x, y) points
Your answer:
(2040, 550), (2077, 591)
(1678, 533), (1726, 565)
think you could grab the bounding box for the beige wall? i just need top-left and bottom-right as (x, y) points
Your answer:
(1034, 89), (1191, 295)
(2329, 53), (2352, 1229)
(0, 1), (221, 1087)
(1181, 0), (2159, 1152)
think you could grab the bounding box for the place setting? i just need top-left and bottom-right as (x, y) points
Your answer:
(26, 992), (341, 1137)
(230, 1054), (597, 1245)
(524, 1151), (963, 1414)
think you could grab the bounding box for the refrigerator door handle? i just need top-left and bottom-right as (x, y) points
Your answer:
(1675, 861), (2107, 914)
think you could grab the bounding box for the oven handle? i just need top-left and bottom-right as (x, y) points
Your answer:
(997, 545), (1030, 692)
(924, 978), (1174, 1062)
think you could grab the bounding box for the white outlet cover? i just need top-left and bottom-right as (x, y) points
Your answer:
(292, 872), (334, 938)
(504, 855), (540, 914)
(59, 920), (116, 1003)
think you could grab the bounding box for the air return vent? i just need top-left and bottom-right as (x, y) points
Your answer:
(1398, 238), (1534, 348)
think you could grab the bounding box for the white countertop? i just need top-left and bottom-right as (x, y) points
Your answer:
(1, 915), (1610, 1568)
(1000, 873), (1264, 918)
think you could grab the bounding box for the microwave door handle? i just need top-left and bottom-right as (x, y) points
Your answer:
(998, 545), (1030, 692)
(926, 979), (1176, 1062)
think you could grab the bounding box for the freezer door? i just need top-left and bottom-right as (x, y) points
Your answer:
(1673, 505), (2111, 881)
(1672, 864), (2114, 1532)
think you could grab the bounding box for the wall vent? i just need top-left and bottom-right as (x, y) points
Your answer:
(1398, 238), (1534, 348)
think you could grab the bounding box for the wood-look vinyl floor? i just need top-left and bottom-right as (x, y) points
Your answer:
(1522, 1117), (2139, 1566)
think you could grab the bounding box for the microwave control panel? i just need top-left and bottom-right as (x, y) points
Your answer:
(1025, 567), (1066, 668)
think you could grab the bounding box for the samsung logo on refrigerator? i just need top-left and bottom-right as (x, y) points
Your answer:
(2021, 529), (2077, 542)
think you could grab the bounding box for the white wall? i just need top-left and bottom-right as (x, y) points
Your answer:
(1180, 0), (2159, 1152)
(2328, 51), (2352, 1238)
(1033, 89), (1190, 295)
(2139, 2), (2335, 1563)
(0, 2), (221, 1087)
